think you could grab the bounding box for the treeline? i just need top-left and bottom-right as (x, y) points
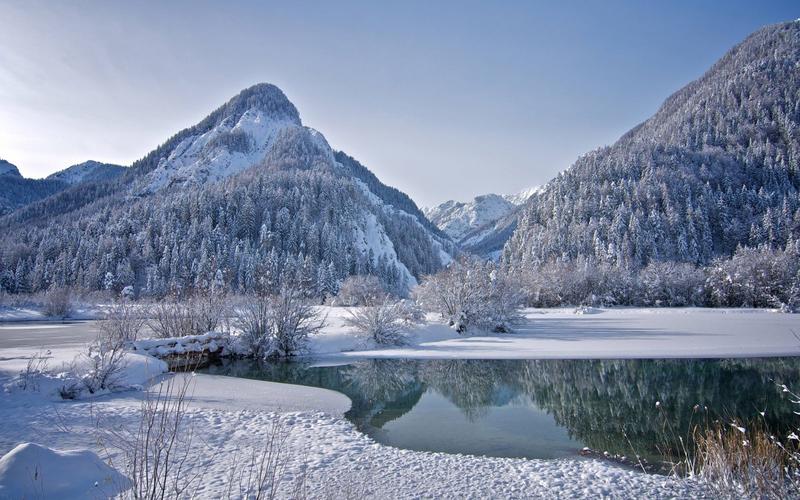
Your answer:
(506, 242), (800, 310)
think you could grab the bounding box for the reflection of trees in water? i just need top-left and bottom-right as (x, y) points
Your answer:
(419, 360), (514, 420)
(342, 360), (419, 402)
(340, 360), (425, 428)
(205, 357), (800, 460)
(501, 359), (800, 458)
(342, 358), (800, 458)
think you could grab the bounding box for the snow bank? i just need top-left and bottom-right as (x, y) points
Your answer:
(113, 353), (169, 389)
(131, 331), (225, 357)
(0, 443), (129, 499)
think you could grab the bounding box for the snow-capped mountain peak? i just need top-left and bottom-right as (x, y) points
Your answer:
(503, 186), (543, 206)
(140, 84), (304, 192)
(117, 83), (453, 292)
(425, 187), (539, 243)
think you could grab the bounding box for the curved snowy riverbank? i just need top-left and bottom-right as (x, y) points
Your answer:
(0, 367), (711, 498)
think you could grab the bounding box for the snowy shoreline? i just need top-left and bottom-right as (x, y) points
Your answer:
(3, 306), (799, 497)
(0, 365), (712, 498)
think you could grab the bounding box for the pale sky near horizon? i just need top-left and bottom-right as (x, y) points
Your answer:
(0, 1), (797, 207)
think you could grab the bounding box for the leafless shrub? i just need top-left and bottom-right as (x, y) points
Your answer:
(148, 292), (230, 338)
(43, 287), (72, 318)
(270, 287), (326, 358)
(60, 340), (127, 399)
(346, 299), (411, 345)
(191, 291), (231, 334)
(236, 285), (325, 359)
(15, 349), (50, 391)
(96, 376), (306, 500)
(99, 300), (146, 348)
(147, 302), (194, 339)
(237, 294), (273, 358)
(92, 375), (200, 499)
(335, 275), (389, 306)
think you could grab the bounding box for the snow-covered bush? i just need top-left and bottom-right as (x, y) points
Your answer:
(43, 287), (72, 318)
(269, 288), (325, 358)
(346, 299), (414, 345)
(638, 261), (706, 307)
(334, 275), (389, 306)
(706, 244), (800, 309)
(236, 286), (325, 358)
(414, 257), (524, 333)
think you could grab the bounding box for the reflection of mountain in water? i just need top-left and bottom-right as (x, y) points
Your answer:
(205, 358), (800, 460)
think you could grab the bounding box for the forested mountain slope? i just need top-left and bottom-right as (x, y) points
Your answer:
(504, 21), (800, 271)
(0, 84), (452, 297)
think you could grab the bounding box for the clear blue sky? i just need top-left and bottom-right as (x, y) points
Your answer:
(0, 1), (797, 206)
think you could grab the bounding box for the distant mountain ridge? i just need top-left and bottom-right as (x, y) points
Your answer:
(425, 187), (540, 258)
(0, 159), (124, 216)
(46, 160), (125, 185)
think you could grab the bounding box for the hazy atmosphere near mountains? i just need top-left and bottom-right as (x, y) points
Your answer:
(0, 0), (797, 206)
(3, 2), (800, 499)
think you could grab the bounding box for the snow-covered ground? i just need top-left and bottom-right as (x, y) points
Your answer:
(311, 307), (800, 360)
(2, 306), (797, 498)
